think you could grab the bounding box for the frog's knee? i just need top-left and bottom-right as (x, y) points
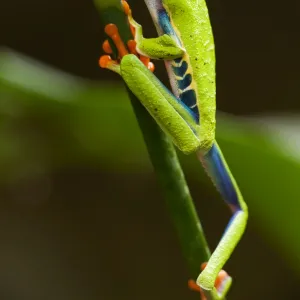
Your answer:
(197, 270), (215, 292)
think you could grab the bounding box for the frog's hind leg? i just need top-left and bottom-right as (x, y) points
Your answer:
(188, 263), (231, 300)
(196, 142), (248, 299)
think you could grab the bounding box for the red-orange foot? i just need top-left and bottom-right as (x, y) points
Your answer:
(121, 0), (136, 37)
(99, 1), (154, 72)
(188, 263), (231, 300)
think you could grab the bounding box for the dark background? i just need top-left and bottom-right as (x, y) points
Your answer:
(1, 0), (300, 299)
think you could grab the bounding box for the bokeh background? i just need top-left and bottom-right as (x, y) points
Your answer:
(1, 0), (300, 299)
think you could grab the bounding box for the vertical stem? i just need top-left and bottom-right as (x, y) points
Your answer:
(128, 90), (211, 278)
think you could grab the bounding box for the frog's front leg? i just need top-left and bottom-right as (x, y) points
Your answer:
(110, 54), (201, 154)
(121, 0), (185, 60)
(100, 24), (199, 154)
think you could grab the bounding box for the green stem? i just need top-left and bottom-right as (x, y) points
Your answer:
(128, 89), (211, 278)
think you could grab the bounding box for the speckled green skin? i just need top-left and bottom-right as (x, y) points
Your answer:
(132, 0), (216, 152)
(122, 0), (216, 152)
(121, 55), (199, 154)
(163, 0), (216, 151)
(138, 35), (185, 59)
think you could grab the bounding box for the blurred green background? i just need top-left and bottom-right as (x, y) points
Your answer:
(1, 0), (300, 299)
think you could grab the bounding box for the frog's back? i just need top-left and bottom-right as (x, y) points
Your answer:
(146, 0), (216, 150)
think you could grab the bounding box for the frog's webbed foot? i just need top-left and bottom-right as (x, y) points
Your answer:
(99, 23), (154, 73)
(121, 0), (184, 60)
(188, 263), (232, 300)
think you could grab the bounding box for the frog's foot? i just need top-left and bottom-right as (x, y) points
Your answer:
(188, 263), (232, 300)
(121, 0), (138, 37)
(99, 23), (154, 73)
(188, 279), (206, 300)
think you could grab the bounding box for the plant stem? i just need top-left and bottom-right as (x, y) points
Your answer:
(128, 89), (211, 278)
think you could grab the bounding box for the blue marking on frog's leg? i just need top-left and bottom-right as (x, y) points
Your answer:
(171, 58), (199, 122)
(178, 74), (192, 90)
(180, 90), (199, 122)
(196, 142), (248, 295)
(160, 83), (198, 125)
(202, 143), (241, 210)
(152, 7), (200, 124)
(174, 57), (182, 64)
(158, 9), (182, 45)
(173, 61), (188, 77)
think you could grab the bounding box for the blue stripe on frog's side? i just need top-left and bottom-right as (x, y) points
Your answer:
(180, 90), (197, 113)
(203, 143), (241, 209)
(158, 9), (199, 123)
(178, 74), (192, 90)
(158, 9), (179, 40)
(173, 60), (188, 76)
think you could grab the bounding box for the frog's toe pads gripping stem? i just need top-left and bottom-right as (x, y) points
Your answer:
(188, 263), (232, 300)
(99, 19), (154, 72)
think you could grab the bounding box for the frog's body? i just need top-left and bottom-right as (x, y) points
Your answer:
(143, 0), (216, 151)
(100, 1), (248, 299)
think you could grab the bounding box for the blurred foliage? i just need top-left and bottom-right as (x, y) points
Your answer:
(1, 49), (300, 277)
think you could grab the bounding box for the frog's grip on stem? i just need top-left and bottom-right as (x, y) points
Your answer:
(99, 22), (154, 72)
(188, 263), (231, 300)
(105, 24), (129, 58)
(120, 0), (154, 71)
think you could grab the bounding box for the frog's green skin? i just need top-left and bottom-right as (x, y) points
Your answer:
(103, 0), (248, 298)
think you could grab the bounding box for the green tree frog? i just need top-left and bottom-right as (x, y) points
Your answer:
(99, 1), (248, 299)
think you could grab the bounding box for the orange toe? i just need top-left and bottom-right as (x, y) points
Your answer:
(127, 40), (137, 55)
(99, 55), (113, 68)
(99, 1), (154, 72)
(102, 40), (113, 54)
(188, 279), (207, 300)
(188, 279), (201, 292)
(121, 0), (130, 15)
(215, 270), (230, 292)
(148, 62), (155, 72)
(201, 262), (208, 271)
